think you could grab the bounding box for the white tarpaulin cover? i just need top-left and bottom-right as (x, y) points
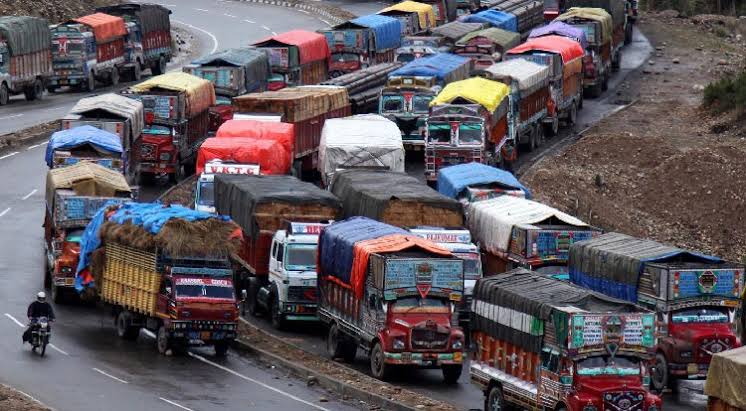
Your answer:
(482, 59), (549, 93)
(319, 114), (404, 186)
(69, 93), (144, 139)
(467, 195), (587, 254)
(704, 345), (746, 409)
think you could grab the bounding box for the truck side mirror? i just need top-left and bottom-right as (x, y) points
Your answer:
(241, 289), (247, 302)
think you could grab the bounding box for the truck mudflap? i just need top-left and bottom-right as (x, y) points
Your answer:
(385, 351), (463, 367)
(670, 361), (709, 379)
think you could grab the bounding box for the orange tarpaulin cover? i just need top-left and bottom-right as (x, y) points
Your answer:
(216, 119), (295, 142)
(507, 35), (584, 64)
(196, 136), (293, 175)
(349, 234), (452, 298)
(74, 13), (127, 43)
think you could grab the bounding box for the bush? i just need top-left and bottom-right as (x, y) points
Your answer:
(703, 69), (746, 113)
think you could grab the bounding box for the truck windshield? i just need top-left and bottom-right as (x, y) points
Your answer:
(331, 53), (359, 63)
(455, 253), (481, 280)
(65, 229), (85, 244)
(671, 307), (729, 324)
(458, 123), (482, 144)
(396, 53), (416, 63)
(381, 96), (404, 113)
(176, 284), (234, 300)
(576, 355), (640, 376)
(391, 296), (450, 314)
(412, 95), (432, 113)
(285, 244), (317, 270)
(428, 123), (452, 144)
(197, 181), (214, 207)
(52, 41), (85, 53)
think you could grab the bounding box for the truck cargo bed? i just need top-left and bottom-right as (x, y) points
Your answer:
(101, 243), (160, 316)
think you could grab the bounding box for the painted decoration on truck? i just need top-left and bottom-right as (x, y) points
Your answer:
(673, 269), (741, 299)
(383, 258), (463, 299)
(570, 313), (655, 351)
(532, 230), (597, 260)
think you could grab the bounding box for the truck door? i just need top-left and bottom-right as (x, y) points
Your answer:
(537, 348), (562, 405)
(157, 278), (174, 317)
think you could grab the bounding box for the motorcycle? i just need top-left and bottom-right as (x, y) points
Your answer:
(29, 317), (50, 356)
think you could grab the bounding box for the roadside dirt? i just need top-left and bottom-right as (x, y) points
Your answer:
(0, 385), (49, 411)
(523, 12), (746, 261)
(0, 0), (116, 23)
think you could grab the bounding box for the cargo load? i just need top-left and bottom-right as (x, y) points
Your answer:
(128, 72), (216, 120)
(470, 268), (661, 411)
(317, 217), (465, 381)
(253, 30), (329, 89)
(319, 114), (404, 186)
(330, 169), (464, 227)
(705, 346), (746, 411)
(379, 1), (437, 34)
(563, 0), (625, 30)
(417, 0), (459, 25)
(184, 47), (270, 96)
(436, 162), (530, 205)
(320, 62), (403, 114)
(478, 0), (544, 36)
(430, 21), (487, 44)
(453, 27), (520, 69)
(0, 16), (53, 104)
(46, 125), (124, 172)
(74, 13), (128, 43)
(529, 20), (589, 49)
(63, 93), (145, 146)
(461, 10), (518, 32)
(320, 15), (401, 76)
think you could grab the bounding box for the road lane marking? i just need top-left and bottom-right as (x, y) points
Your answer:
(160, 398), (195, 411)
(22, 189), (37, 200)
(172, 19), (219, 54)
(319, 18), (331, 26)
(194, 8), (209, 11)
(44, 107), (64, 112)
(49, 344), (69, 356)
(0, 208), (11, 218)
(27, 142), (47, 150)
(0, 151), (19, 160)
(224, 13), (237, 17)
(297, 9), (310, 14)
(4, 313), (24, 327)
(261, 25), (271, 31)
(188, 352), (331, 411)
(244, 19), (255, 23)
(15, 389), (46, 406)
(0, 114), (23, 120)
(92, 367), (129, 384)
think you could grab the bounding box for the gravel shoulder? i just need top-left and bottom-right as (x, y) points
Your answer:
(0, 384), (50, 411)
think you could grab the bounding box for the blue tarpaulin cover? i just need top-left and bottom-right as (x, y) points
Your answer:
(350, 14), (402, 50)
(45, 125), (123, 167)
(462, 10), (517, 33)
(389, 53), (470, 79)
(318, 217), (407, 284)
(437, 163), (532, 199)
(75, 202), (230, 290)
(529, 21), (589, 50)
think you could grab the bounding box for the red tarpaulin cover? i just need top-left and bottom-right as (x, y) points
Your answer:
(253, 30), (330, 65)
(507, 35), (584, 64)
(196, 136), (293, 175)
(74, 13), (127, 43)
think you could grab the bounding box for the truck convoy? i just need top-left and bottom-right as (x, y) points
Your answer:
(0, 16), (52, 104)
(213, 174), (342, 328)
(569, 232), (744, 391)
(453, 28), (520, 69)
(76, 202), (241, 355)
(49, 13), (128, 92)
(318, 114), (405, 187)
(705, 346), (746, 411)
(44, 162), (132, 303)
(320, 62), (403, 114)
(184, 47), (270, 97)
(436, 162), (530, 208)
(467, 195), (601, 277)
(252, 30), (330, 90)
(317, 217), (466, 382)
(425, 77), (511, 179)
(124, 72), (216, 183)
(380, 53), (472, 149)
(46, 125), (125, 172)
(471, 269), (662, 411)
(320, 15), (402, 77)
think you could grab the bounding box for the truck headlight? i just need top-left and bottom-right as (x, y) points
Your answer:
(452, 339), (463, 350)
(392, 338), (405, 350)
(160, 152), (171, 161)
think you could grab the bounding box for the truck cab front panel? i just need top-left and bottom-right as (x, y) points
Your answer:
(380, 91), (433, 145)
(136, 126), (176, 173)
(425, 119), (486, 180)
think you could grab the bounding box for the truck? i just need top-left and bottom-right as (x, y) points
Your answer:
(44, 162), (132, 303)
(506, 35), (585, 136)
(417, 0), (459, 25)
(454, 0), (481, 16)
(468, 195), (602, 278)
(471, 269), (662, 411)
(479, 0), (544, 38)
(425, 77), (512, 178)
(563, 0), (630, 44)
(436, 162), (530, 209)
(318, 114), (405, 187)
(461, 9), (518, 33)
(48, 13), (128, 92)
(330, 169), (464, 228)
(529, 20), (590, 50)
(194, 120), (295, 212)
(320, 62), (403, 114)
(430, 21), (487, 46)
(252, 30), (329, 90)
(379, 1), (437, 35)
(704, 346), (746, 411)
(569, 232), (744, 391)
(76, 202), (241, 355)
(232, 86), (351, 178)
(320, 15), (402, 77)
(317, 217), (466, 381)
(124, 72), (216, 183)
(481, 58), (551, 153)
(0, 16), (52, 105)
(453, 28), (520, 69)
(95, 3), (173, 76)
(380, 53), (472, 149)
(183, 47), (270, 97)
(394, 35), (446, 63)
(61, 93), (144, 180)
(46, 125), (125, 173)
(213, 174), (342, 328)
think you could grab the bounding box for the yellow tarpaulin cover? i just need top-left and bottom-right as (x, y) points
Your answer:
(705, 346), (746, 409)
(430, 77), (509, 113)
(380, 1), (436, 30)
(556, 7), (613, 43)
(129, 72), (216, 117)
(46, 162), (131, 203)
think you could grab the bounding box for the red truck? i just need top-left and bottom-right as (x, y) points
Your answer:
(232, 86), (351, 178)
(0, 16), (52, 104)
(124, 72), (215, 184)
(471, 269), (662, 411)
(253, 30), (329, 90)
(318, 217), (466, 382)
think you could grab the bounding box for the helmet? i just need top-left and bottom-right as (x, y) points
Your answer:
(37, 291), (46, 302)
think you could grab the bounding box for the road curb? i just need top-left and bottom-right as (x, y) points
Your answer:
(231, 339), (417, 411)
(236, 0), (352, 25)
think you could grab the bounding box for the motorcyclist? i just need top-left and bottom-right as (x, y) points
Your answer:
(22, 292), (55, 344)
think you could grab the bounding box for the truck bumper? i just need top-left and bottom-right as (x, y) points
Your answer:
(53, 277), (76, 287)
(384, 351), (463, 367)
(282, 302), (318, 321)
(172, 330), (237, 345)
(139, 162), (175, 174)
(49, 77), (83, 86)
(670, 362), (709, 379)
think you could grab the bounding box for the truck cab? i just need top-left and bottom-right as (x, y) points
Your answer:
(123, 22), (144, 80)
(195, 160), (260, 213)
(380, 76), (439, 149)
(425, 105), (489, 181)
(49, 25), (96, 91)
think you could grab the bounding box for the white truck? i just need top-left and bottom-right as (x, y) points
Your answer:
(195, 160), (260, 213)
(255, 222), (329, 329)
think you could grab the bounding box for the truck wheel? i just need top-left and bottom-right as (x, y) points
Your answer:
(542, 117), (558, 139)
(153, 56), (166, 75)
(46, 87), (56, 94)
(116, 311), (140, 341)
(214, 341), (229, 357)
(651, 353), (669, 392)
(0, 83), (8, 105)
(83, 71), (95, 92)
(246, 278), (261, 317)
(24, 79), (43, 101)
(270, 290), (286, 330)
(157, 325), (171, 355)
(110, 68), (120, 86)
(370, 341), (390, 380)
(485, 385), (505, 411)
(568, 102), (578, 126)
(133, 63), (142, 81)
(602, 74), (609, 91)
(625, 24), (633, 45)
(327, 324), (344, 359)
(442, 364), (462, 384)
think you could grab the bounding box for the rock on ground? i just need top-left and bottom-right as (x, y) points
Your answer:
(0, 0), (117, 23)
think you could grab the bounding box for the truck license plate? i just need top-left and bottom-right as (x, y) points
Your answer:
(200, 331), (211, 340)
(65, 278), (74, 286)
(687, 363), (699, 374)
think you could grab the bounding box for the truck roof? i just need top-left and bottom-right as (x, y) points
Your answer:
(46, 125), (123, 168)
(436, 162), (531, 200)
(68, 93), (144, 138)
(128, 72), (216, 118)
(0, 15), (51, 55)
(507, 34), (585, 64)
(73, 13), (128, 43)
(252, 30), (330, 65)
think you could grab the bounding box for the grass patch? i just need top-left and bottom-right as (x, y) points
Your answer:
(704, 69), (746, 113)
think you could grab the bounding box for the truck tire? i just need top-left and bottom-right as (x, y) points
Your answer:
(83, 71), (95, 92)
(589, 83), (603, 98)
(24, 79), (43, 101)
(153, 56), (166, 75)
(214, 341), (229, 357)
(0, 83), (8, 105)
(270, 289), (286, 330)
(568, 102), (578, 126)
(485, 385), (505, 411)
(442, 364), (462, 384)
(116, 311), (140, 341)
(157, 325), (171, 355)
(246, 277), (261, 316)
(651, 353), (669, 392)
(133, 62), (142, 81)
(602, 74), (609, 91)
(110, 68), (120, 86)
(46, 86), (56, 94)
(328, 323), (356, 362)
(625, 24), (633, 45)
(370, 341), (390, 381)
(542, 117), (558, 139)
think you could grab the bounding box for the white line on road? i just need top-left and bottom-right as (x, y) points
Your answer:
(0, 114), (23, 120)
(224, 13), (237, 17)
(49, 344), (69, 356)
(92, 367), (129, 384)
(44, 107), (64, 112)
(27, 142), (47, 150)
(319, 18), (331, 26)
(22, 189), (37, 200)
(243, 19), (255, 23)
(0, 151), (19, 160)
(194, 8), (209, 11)
(188, 352), (331, 411)
(297, 9), (310, 14)
(261, 25), (271, 31)
(4, 313), (25, 327)
(15, 389), (46, 407)
(172, 19), (219, 54)
(0, 208), (11, 218)
(159, 398), (195, 411)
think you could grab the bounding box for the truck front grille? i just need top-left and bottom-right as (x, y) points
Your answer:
(411, 328), (449, 350)
(287, 286), (317, 303)
(603, 391), (645, 411)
